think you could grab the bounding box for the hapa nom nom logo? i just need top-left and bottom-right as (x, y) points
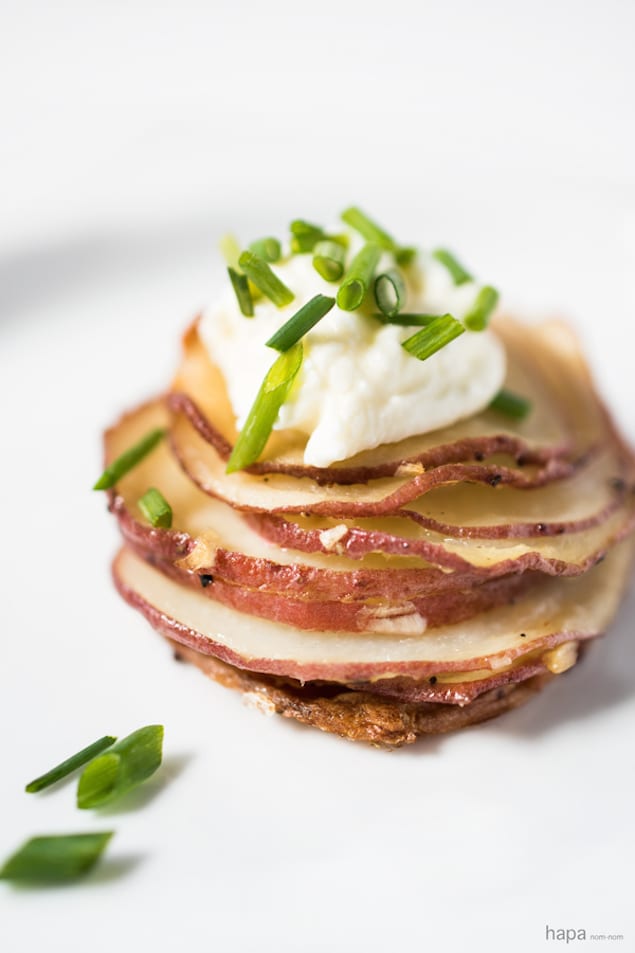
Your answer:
(545, 925), (624, 943)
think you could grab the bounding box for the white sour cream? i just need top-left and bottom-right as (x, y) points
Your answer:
(199, 247), (506, 467)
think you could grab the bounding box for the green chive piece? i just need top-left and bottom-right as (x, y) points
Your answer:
(327, 232), (350, 249)
(489, 388), (532, 419)
(433, 248), (473, 285)
(464, 285), (499, 331)
(93, 429), (166, 491)
(77, 725), (164, 809)
(219, 233), (241, 269)
(228, 267), (254, 317)
(226, 344), (303, 473)
(341, 207), (414, 266)
(402, 314), (465, 361)
(266, 295), (335, 352)
(138, 488), (172, 528)
(373, 312), (440, 327)
(312, 240), (346, 282)
(238, 251), (294, 308)
(341, 206), (395, 250)
(395, 246), (417, 266)
(336, 243), (381, 311)
(290, 219), (325, 254)
(0, 833), (114, 882)
(374, 268), (406, 317)
(249, 237), (281, 263)
(25, 736), (117, 793)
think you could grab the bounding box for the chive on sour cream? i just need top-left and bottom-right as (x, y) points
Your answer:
(199, 242), (506, 468)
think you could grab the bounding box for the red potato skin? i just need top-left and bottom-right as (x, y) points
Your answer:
(110, 490), (488, 596)
(110, 484), (635, 598)
(247, 483), (628, 546)
(137, 548), (535, 632)
(346, 657), (553, 706)
(108, 492), (192, 563)
(111, 502), (483, 596)
(399, 493), (627, 539)
(169, 406), (583, 517)
(112, 549), (600, 688)
(168, 391), (572, 485)
(169, 394), (630, 539)
(245, 502), (635, 565)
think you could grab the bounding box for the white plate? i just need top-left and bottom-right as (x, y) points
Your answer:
(1, 184), (634, 953)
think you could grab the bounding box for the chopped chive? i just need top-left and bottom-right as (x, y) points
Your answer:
(219, 233), (241, 270)
(228, 267), (254, 317)
(138, 487), (172, 528)
(402, 314), (465, 361)
(313, 240), (346, 282)
(341, 206), (414, 264)
(327, 232), (350, 249)
(77, 725), (164, 809)
(464, 285), (499, 330)
(489, 388), (532, 419)
(395, 246), (417, 266)
(374, 268), (406, 317)
(336, 242), (381, 311)
(249, 237), (281, 263)
(26, 735), (117, 793)
(341, 206), (395, 250)
(93, 428), (166, 491)
(290, 219), (325, 254)
(0, 833), (114, 882)
(373, 312), (440, 327)
(238, 251), (294, 308)
(266, 295), (335, 351)
(226, 343), (303, 473)
(433, 248), (473, 285)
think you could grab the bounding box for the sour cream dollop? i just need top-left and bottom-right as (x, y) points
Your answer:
(199, 248), (506, 467)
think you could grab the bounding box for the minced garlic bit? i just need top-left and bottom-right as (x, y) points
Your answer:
(488, 653), (515, 672)
(318, 524), (349, 551)
(176, 532), (220, 572)
(395, 461), (426, 478)
(542, 641), (579, 675)
(358, 603), (427, 636)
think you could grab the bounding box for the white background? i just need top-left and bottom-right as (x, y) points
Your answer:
(1, 2), (634, 951)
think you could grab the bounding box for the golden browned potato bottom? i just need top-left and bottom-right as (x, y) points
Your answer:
(168, 638), (555, 748)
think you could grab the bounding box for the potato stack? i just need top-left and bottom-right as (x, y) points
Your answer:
(104, 317), (635, 746)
